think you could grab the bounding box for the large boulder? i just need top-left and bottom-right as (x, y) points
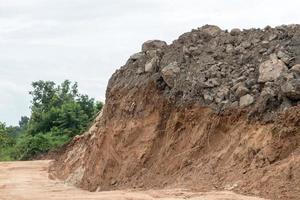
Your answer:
(142, 40), (167, 52)
(258, 54), (288, 83)
(161, 62), (180, 87)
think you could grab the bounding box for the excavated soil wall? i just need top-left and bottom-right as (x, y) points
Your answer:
(51, 25), (300, 200)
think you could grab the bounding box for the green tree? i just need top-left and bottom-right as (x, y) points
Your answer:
(11, 80), (102, 160)
(19, 116), (29, 129)
(0, 122), (17, 161)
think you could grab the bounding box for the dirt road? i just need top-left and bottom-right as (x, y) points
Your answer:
(0, 160), (267, 200)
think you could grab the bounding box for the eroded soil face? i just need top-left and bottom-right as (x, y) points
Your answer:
(0, 160), (267, 200)
(50, 25), (300, 200)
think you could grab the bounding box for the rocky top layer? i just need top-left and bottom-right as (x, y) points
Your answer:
(107, 25), (300, 119)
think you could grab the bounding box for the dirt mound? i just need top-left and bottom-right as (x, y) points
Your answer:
(50, 25), (300, 200)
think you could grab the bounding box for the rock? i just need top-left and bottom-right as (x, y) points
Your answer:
(277, 50), (291, 65)
(203, 93), (214, 104)
(261, 41), (269, 48)
(201, 25), (222, 37)
(230, 28), (241, 36)
(182, 46), (190, 55)
(130, 52), (144, 61)
(269, 34), (278, 41)
(241, 41), (251, 49)
(136, 67), (144, 74)
(226, 44), (234, 53)
(145, 57), (158, 72)
(231, 101), (239, 108)
(161, 62), (180, 87)
(291, 64), (300, 73)
(142, 40), (167, 52)
(258, 54), (288, 83)
(232, 82), (244, 91)
(216, 86), (230, 100)
(281, 78), (300, 100)
(204, 78), (220, 88)
(240, 94), (254, 107)
(236, 85), (249, 97)
(252, 38), (261, 44)
(259, 48), (267, 54)
(146, 49), (159, 58)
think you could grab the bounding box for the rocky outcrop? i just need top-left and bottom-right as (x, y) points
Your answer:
(51, 25), (300, 200)
(119, 24), (300, 117)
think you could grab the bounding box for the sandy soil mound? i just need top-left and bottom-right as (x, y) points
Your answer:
(51, 25), (300, 200)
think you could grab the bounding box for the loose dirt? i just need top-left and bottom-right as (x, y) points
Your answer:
(0, 160), (267, 200)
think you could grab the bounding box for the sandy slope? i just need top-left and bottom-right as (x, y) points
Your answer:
(0, 160), (267, 200)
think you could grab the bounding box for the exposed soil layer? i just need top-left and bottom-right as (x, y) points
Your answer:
(0, 160), (267, 200)
(51, 25), (300, 200)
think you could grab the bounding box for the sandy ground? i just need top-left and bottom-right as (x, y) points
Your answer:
(0, 160), (267, 200)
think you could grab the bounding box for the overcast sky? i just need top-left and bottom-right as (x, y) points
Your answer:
(1, 0), (300, 125)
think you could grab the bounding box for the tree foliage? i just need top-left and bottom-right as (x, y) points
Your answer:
(0, 80), (103, 161)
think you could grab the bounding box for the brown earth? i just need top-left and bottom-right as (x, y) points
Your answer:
(51, 80), (300, 200)
(0, 160), (267, 200)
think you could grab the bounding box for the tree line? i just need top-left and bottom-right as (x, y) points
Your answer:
(0, 80), (103, 161)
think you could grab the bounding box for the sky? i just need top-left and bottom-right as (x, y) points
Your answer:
(1, 0), (300, 125)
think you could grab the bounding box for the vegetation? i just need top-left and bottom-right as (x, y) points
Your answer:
(0, 80), (103, 161)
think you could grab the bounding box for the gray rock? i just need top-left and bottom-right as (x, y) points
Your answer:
(258, 54), (288, 83)
(232, 82), (244, 91)
(230, 28), (241, 36)
(136, 67), (144, 74)
(142, 40), (167, 52)
(204, 78), (220, 88)
(130, 52), (144, 61)
(231, 101), (239, 108)
(145, 57), (158, 72)
(260, 85), (276, 100)
(261, 41), (269, 48)
(291, 64), (300, 73)
(203, 94), (214, 104)
(281, 78), (300, 100)
(277, 50), (291, 65)
(241, 41), (251, 49)
(182, 46), (190, 55)
(236, 85), (249, 97)
(259, 48), (267, 54)
(269, 34), (278, 41)
(216, 86), (230, 100)
(201, 25), (222, 37)
(240, 94), (254, 107)
(161, 62), (180, 87)
(252, 38), (261, 44)
(146, 49), (159, 58)
(226, 44), (234, 53)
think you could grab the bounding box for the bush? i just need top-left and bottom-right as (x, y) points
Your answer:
(12, 134), (51, 160)
(12, 132), (71, 160)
